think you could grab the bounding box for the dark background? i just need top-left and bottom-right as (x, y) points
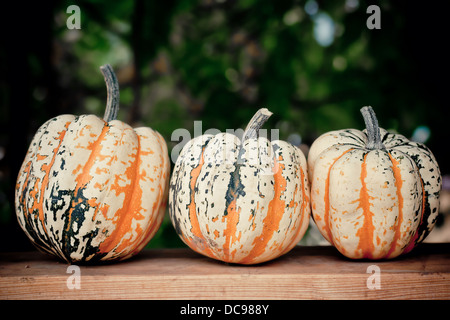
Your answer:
(1, 0), (449, 251)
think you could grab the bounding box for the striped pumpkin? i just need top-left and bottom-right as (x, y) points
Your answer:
(15, 65), (170, 263)
(308, 106), (441, 259)
(169, 108), (310, 264)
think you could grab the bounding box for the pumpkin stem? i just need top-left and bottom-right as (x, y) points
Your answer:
(242, 108), (273, 141)
(100, 64), (120, 122)
(360, 106), (385, 150)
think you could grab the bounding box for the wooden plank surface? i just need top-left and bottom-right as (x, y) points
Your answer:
(1, 243), (449, 300)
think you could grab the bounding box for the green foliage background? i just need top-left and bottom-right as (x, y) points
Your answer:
(0, 0), (448, 250)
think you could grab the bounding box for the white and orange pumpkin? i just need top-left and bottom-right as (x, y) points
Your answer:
(308, 106), (441, 259)
(169, 108), (310, 264)
(15, 65), (170, 263)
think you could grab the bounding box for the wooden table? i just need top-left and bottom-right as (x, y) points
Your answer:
(1, 243), (449, 300)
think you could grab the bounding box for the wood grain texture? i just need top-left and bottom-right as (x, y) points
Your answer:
(1, 243), (449, 300)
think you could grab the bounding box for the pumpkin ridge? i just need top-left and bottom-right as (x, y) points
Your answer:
(61, 118), (109, 261)
(392, 143), (441, 245)
(222, 199), (241, 261)
(36, 121), (71, 248)
(221, 144), (248, 261)
(16, 118), (56, 252)
(92, 121), (130, 223)
(355, 152), (375, 259)
(238, 156), (287, 264)
(385, 152), (405, 258)
(70, 123), (110, 197)
(34, 118), (79, 260)
(16, 116), (55, 222)
(186, 140), (216, 258)
(62, 122), (110, 260)
(273, 142), (307, 256)
(18, 119), (73, 261)
(387, 148), (424, 257)
(111, 131), (144, 255)
(97, 128), (143, 256)
(341, 129), (367, 145)
(129, 130), (169, 258)
(279, 160), (309, 257)
(295, 166), (309, 241)
(324, 148), (354, 245)
(17, 151), (43, 246)
(403, 174), (425, 255)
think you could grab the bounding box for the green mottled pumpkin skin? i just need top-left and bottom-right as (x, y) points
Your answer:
(169, 109), (311, 264)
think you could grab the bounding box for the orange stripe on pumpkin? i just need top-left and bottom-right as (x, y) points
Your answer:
(98, 128), (147, 254)
(65, 123), (110, 235)
(130, 134), (168, 257)
(34, 121), (71, 235)
(239, 157), (287, 264)
(185, 145), (215, 258)
(355, 153), (375, 259)
(222, 199), (241, 261)
(386, 153), (404, 258)
(16, 160), (33, 219)
(110, 135), (147, 254)
(74, 124), (110, 195)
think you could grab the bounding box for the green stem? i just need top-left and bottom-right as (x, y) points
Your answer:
(236, 108), (273, 170)
(100, 64), (120, 122)
(360, 106), (385, 150)
(242, 108), (273, 141)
